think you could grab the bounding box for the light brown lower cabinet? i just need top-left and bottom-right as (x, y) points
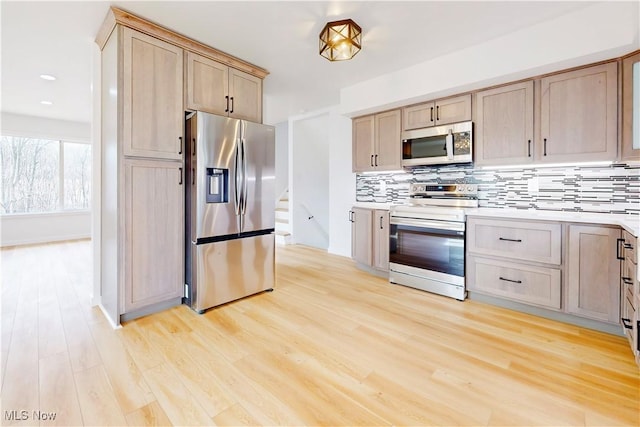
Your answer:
(566, 225), (620, 324)
(350, 207), (372, 265)
(350, 207), (389, 272)
(620, 230), (638, 361)
(373, 210), (390, 271)
(467, 255), (561, 309)
(123, 159), (184, 314)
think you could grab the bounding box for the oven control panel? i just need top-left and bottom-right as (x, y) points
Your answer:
(409, 183), (478, 197)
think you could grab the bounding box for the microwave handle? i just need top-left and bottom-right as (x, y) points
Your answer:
(445, 129), (454, 160)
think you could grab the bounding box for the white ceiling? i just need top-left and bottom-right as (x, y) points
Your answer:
(1, 1), (596, 125)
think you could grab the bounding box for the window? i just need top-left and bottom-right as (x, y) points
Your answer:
(0, 136), (91, 214)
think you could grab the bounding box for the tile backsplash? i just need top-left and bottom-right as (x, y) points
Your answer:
(356, 163), (640, 215)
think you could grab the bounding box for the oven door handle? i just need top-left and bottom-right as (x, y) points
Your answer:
(390, 217), (465, 233)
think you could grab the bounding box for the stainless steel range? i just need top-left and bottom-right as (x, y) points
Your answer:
(389, 183), (478, 300)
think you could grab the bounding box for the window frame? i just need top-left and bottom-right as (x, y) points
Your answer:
(0, 132), (92, 216)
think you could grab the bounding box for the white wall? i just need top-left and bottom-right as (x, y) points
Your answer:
(0, 112), (92, 246)
(340, 1), (640, 117)
(1, 112), (91, 142)
(327, 108), (355, 257)
(1, 212), (91, 246)
(274, 121), (289, 199)
(286, 106), (355, 257)
(290, 112), (330, 249)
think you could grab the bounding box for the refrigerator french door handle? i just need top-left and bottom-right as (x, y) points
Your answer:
(234, 138), (241, 217)
(241, 137), (248, 215)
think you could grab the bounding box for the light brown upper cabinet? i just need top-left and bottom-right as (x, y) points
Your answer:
(474, 81), (534, 166)
(122, 27), (184, 160)
(185, 51), (262, 123)
(539, 62), (618, 163)
(621, 51), (640, 161)
(402, 94), (471, 131)
(352, 110), (401, 172)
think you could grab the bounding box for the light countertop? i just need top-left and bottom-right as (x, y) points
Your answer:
(353, 202), (396, 210)
(465, 208), (640, 237)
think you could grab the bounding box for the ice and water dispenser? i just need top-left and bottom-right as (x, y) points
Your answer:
(206, 168), (228, 203)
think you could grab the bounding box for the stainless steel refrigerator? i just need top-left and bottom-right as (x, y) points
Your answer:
(185, 111), (275, 313)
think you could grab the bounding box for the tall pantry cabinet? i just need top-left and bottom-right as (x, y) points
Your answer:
(96, 7), (268, 324)
(100, 24), (185, 323)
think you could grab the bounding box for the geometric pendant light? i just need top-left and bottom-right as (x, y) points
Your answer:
(319, 19), (362, 61)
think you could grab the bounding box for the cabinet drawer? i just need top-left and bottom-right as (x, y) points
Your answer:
(467, 255), (561, 309)
(467, 218), (561, 264)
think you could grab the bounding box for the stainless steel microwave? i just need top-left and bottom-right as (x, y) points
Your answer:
(401, 121), (473, 167)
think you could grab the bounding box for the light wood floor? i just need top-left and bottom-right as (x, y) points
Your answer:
(1, 240), (639, 426)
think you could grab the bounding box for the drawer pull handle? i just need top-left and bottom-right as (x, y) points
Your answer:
(621, 318), (633, 330)
(623, 243), (634, 250)
(622, 277), (634, 285)
(499, 237), (522, 242)
(499, 277), (522, 284)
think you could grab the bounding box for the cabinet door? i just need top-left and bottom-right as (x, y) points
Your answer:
(351, 208), (373, 265)
(402, 101), (435, 130)
(539, 62), (618, 163)
(621, 52), (640, 161)
(185, 51), (229, 116)
(229, 68), (262, 123)
(567, 225), (620, 323)
(435, 94), (471, 126)
(373, 210), (389, 271)
(122, 27), (183, 160)
(374, 109), (401, 170)
(475, 81), (534, 165)
(352, 116), (375, 172)
(124, 159), (184, 313)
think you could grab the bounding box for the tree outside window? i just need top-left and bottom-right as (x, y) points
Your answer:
(0, 136), (91, 214)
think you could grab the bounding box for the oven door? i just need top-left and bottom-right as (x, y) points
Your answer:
(389, 217), (465, 277)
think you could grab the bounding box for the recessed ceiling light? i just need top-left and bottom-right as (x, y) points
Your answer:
(40, 74), (56, 81)
(40, 101), (53, 105)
